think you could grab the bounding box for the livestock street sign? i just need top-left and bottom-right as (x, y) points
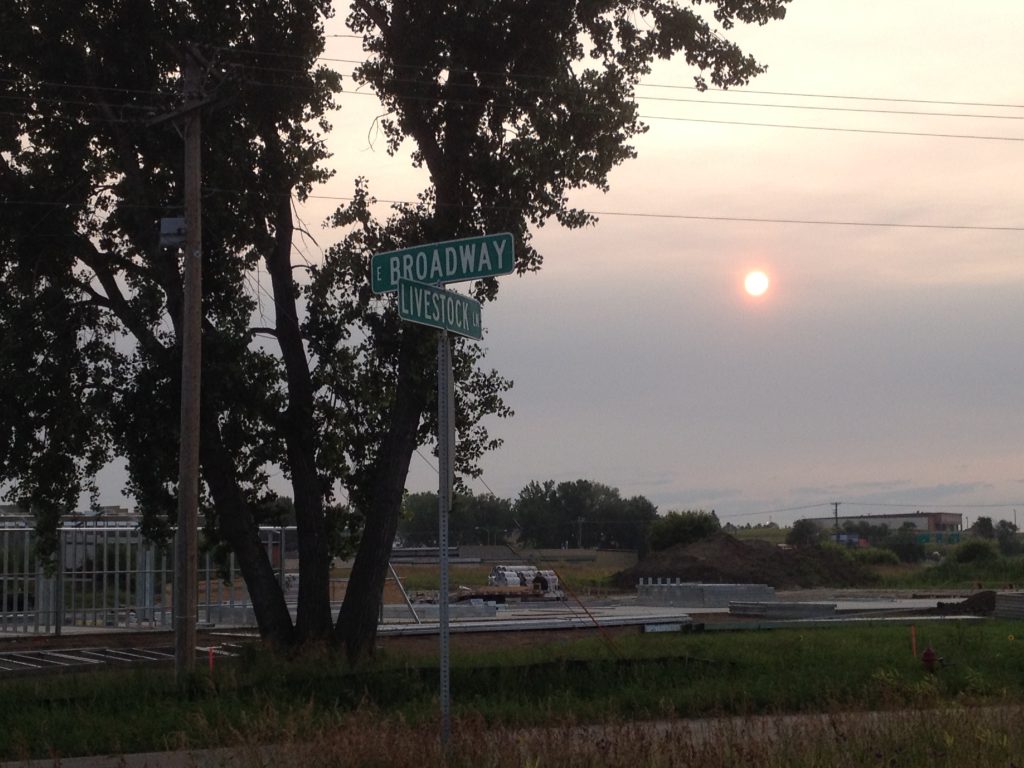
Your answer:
(381, 232), (516, 749)
(371, 232), (514, 293)
(398, 279), (483, 340)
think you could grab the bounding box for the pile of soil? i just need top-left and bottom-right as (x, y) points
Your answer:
(613, 532), (875, 590)
(927, 590), (996, 616)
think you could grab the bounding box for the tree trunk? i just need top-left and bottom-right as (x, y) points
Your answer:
(200, 411), (294, 646)
(264, 196), (332, 642)
(336, 327), (434, 661)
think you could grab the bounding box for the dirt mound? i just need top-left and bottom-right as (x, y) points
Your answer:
(928, 590), (996, 616)
(613, 532), (875, 589)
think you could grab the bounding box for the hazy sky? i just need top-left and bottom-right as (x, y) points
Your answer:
(349, 0), (1024, 527)
(96, 1), (1024, 527)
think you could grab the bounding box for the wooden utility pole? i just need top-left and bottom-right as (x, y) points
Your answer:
(175, 49), (203, 680)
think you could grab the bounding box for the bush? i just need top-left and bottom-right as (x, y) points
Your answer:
(786, 519), (823, 548)
(819, 541), (855, 561)
(648, 510), (720, 551)
(996, 521), (1022, 556)
(852, 548), (900, 566)
(883, 530), (926, 563)
(956, 539), (999, 564)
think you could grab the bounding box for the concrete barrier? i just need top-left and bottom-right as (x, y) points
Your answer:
(381, 601), (498, 622)
(636, 579), (775, 608)
(729, 601), (836, 619)
(995, 592), (1024, 620)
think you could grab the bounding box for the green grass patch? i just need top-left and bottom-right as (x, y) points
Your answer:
(731, 526), (789, 545)
(394, 564), (493, 592)
(391, 557), (632, 593)
(877, 555), (1024, 589)
(3, 620), (1024, 762)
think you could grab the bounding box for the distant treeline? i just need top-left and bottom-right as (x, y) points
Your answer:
(398, 479), (728, 553)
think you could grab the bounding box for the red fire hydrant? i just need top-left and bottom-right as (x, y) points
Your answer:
(921, 645), (938, 673)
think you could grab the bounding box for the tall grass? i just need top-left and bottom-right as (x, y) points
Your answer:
(10, 704), (1023, 767)
(285, 706), (1024, 768)
(877, 555), (1024, 589)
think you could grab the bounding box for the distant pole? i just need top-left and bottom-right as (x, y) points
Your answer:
(437, 331), (454, 747)
(832, 502), (840, 542)
(175, 49), (202, 681)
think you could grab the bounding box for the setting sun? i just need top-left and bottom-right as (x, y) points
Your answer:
(744, 270), (770, 297)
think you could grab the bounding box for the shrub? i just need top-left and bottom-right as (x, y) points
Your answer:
(883, 530), (926, 563)
(852, 548), (900, 566)
(819, 541), (855, 561)
(955, 539), (998, 563)
(786, 519), (823, 548)
(648, 510), (720, 551)
(996, 521), (1022, 556)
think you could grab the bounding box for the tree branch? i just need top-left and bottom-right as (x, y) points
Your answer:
(353, 0), (389, 32)
(247, 326), (279, 340)
(75, 238), (164, 352)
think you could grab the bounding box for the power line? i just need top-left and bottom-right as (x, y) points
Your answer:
(719, 502), (831, 519)
(9, 65), (1024, 144)
(635, 113), (1024, 142)
(219, 59), (1024, 122)
(291, 191), (1024, 233)
(627, 94), (1024, 121)
(580, 209), (1024, 232)
(722, 500), (1024, 522)
(0, 75), (174, 97)
(842, 501), (1024, 510)
(8, 187), (1020, 235)
(9, 47), (1023, 114)
(310, 46), (1024, 111)
(322, 88), (1024, 142)
(636, 82), (1024, 111)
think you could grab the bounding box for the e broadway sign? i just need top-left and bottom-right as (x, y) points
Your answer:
(371, 232), (514, 293)
(398, 279), (482, 340)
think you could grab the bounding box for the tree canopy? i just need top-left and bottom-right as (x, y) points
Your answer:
(972, 516), (996, 539)
(786, 518), (823, 548)
(1, 0), (789, 660)
(996, 520), (1021, 556)
(513, 479), (657, 549)
(648, 509), (720, 550)
(398, 491), (514, 547)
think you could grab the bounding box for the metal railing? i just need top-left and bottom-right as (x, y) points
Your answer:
(0, 524), (293, 635)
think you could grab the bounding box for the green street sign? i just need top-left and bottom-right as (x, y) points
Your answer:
(398, 279), (483, 340)
(372, 232), (514, 294)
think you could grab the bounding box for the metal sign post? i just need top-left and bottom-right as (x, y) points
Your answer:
(370, 232), (513, 750)
(437, 331), (455, 747)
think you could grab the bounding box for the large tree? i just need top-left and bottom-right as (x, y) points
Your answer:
(1, 0), (789, 660)
(326, 0), (788, 657)
(0, 0), (351, 645)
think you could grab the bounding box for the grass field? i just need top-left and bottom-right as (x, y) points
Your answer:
(4, 538), (1023, 765)
(365, 548), (640, 598)
(380, 540), (1024, 594)
(3, 620), (1023, 764)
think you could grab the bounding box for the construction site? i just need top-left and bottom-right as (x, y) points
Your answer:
(1, 525), (1021, 674)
